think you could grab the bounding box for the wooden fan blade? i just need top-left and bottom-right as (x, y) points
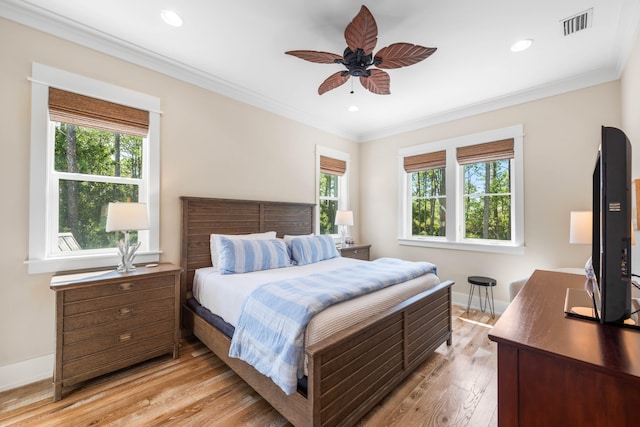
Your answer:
(360, 69), (390, 95)
(285, 50), (343, 64)
(375, 43), (437, 69)
(344, 5), (378, 55)
(318, 72), (350, 95)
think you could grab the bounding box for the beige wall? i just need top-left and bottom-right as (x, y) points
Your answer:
(360, 82), (623, 304)
(0, 19), (358, 372)
(621, 26), (640, 273)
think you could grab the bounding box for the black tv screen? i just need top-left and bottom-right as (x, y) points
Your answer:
(592, 126), (632, 323)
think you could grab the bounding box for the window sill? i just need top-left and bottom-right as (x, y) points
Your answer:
(26, 251), (162, 275)
(398, 238), (525, 255)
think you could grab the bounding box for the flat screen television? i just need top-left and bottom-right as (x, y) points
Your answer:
(591, 126), (632, 324)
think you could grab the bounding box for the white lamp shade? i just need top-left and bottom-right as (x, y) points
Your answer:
(569, 211), (592, 244)
(106, 202), (150, 232)
(335, 210), (354, 226)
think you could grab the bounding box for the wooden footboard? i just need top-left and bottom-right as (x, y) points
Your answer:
(184, 280), (453, 427)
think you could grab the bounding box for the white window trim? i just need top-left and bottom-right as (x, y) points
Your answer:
(315, 146), (350, 237)
(398, 124), (524, 254)
(27, 63), (161, 274)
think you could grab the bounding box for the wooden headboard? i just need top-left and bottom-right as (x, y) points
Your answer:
(180, 197), (315, 306)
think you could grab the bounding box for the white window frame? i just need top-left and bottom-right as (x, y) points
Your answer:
(315, 146), (350, 237)
(398, 125), (524, 254)
(27, 63), (161, 274)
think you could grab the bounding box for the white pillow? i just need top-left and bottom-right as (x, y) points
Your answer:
(217, 237), (291, 274)
(210, 231), (276, 269)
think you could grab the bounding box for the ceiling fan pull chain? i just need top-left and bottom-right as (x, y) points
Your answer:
(350, 77), (354, 94)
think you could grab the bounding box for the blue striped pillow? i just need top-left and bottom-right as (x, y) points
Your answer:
(218, 237), (292, 274)
(289, 235), (340, 266)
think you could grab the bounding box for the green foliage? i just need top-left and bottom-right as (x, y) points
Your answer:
(411, 168), (446, 236)
(410, 160), (512, 241)
(319, 173), (338, 234)
(55, 123), (143, 250)
(463, 160), (511, 240)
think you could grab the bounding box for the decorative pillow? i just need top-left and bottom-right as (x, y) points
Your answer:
(283, 233), (314, 244)
(217, 237), (291, 274)
(289, 235), (340, 266)
(210, 231), (276, 269)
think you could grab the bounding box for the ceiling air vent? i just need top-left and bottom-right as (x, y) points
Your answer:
(562, 8), (593, 36)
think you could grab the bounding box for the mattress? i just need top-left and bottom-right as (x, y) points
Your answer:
(193, 257), (441, 350)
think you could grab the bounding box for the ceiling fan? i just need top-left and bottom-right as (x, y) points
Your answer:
(285, 5), (437, 95)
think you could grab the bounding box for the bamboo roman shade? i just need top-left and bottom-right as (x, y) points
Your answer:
(403, 150), (446, 173)
(48, 87), (149, 137)
(456, 139), (514, 165)
(320, 155), (347, 176)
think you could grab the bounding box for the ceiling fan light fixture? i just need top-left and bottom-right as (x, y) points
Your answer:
(511, 39), (533, 52)
(161, 10), (183, 27)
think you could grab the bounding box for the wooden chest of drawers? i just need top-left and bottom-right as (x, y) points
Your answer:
(50, 263), (182, 401)
(338, 244), (371, 261)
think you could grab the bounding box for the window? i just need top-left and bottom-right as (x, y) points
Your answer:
(28, 63), (161, 273)
(398, 125), (524, 254)
(316, 147), (349, 236)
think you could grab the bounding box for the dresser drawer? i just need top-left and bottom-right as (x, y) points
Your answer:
(63, 297), (174, 332)
(339, 245), (370, 260)
(62, 331), (175, 381)
(63, 300), (175, 345)
(63, 275), (175, 303)
(64, 285), (174, 316)
(62, 318), (175, 362)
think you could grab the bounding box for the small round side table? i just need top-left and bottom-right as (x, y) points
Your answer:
(467, 276), (496, 318)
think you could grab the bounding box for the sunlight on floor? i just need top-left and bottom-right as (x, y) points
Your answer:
(457, 315), (494, 329)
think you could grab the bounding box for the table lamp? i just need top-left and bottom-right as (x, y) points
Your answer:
(106, 202), (150, 272)
(335, 210), (354, 248)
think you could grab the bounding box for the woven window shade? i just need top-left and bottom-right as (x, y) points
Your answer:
(320, 155), (346, 176)
(403, 150), (446, 172)
(48, 87), (149, 137)
(456, 139), (514, 165)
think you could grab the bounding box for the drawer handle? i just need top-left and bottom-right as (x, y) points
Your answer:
(119, 282), (134, 291)
(119, 333), (132, 342)
(118, 307), (133, 316)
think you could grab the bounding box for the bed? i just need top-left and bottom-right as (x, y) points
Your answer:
(180, 197), (453, 427)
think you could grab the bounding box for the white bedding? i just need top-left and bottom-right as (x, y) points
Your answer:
(193, 257), (441, 350)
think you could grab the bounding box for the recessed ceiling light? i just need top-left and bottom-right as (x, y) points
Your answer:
(511, 39), (533, 52)
(348, 105), (359, 112)
(161, 10), (183, 27)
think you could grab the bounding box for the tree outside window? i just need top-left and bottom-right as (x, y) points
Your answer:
(54, 123), (144, 251)
(463, 159), (511, 241)
(319, 172), (339, 235)
(411, 168), (446, 236)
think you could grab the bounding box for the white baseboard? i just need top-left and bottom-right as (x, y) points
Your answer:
(0, 353), (53, 393)
(452, 291), (509, 316)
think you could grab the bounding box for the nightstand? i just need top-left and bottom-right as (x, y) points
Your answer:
(338, 244), (371, 261)
(50, 263), (182, 401)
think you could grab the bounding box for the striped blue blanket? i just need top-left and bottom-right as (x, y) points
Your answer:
(228, 258), (437, 395)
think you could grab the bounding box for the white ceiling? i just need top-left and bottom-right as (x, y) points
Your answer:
(3, 0), (640, 141)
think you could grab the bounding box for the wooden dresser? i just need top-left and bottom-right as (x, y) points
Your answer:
(489, 270), (640, 426)
(50, 263), (182, 401)
(338, 243), (371, 260)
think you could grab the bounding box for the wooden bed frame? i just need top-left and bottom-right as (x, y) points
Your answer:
(180, 196), (453, 427)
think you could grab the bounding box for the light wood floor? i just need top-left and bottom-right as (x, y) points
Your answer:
(0, 305), (498, 426)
